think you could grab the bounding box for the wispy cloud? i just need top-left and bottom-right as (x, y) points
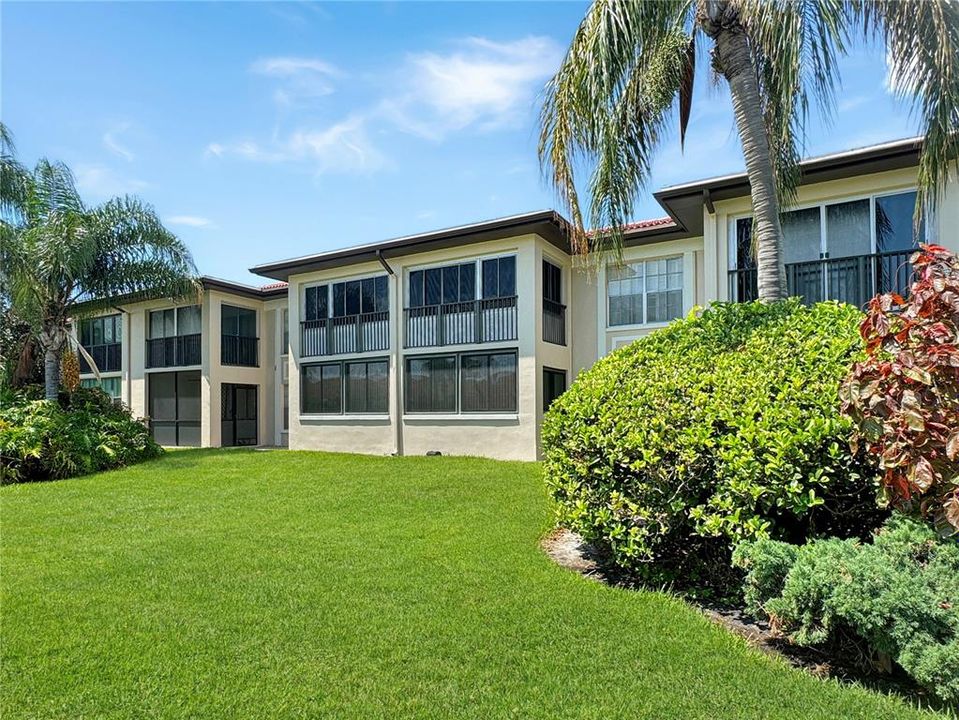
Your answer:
(166, 215), (215, 229)
(251, 55), (341, 106)
(103, 123), (135, 162)
(206, 115), (388, 175)
(74, 164), (148, 200)
(380, 36), (562, 140)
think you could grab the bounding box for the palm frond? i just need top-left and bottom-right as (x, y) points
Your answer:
(851, 0), (959, 212)
(0, 123), (29, 224)
(539, 0), (696, 256)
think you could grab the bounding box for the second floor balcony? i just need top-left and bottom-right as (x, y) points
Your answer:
(221, 335), (259, 367)
(79, 342), (122, 374)
(728, 249), (914, 307)
(301, 311), (389, 357)
(404, 296), (517, 349)
(146, 334), (201, 369)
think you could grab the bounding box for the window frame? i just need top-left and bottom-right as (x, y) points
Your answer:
(403, 349), (519, 416)
(147, 305), (202, 340)
(221, 304), (257, 339)
(726, 187), (931, 272)
(80, 314), (122, 348)
(543, 367), (567, 413)
(300, 356), (390, 417)
(302, 273), (389, 322)
(404, 251), (518, 308)
(606, 255), (684, 329)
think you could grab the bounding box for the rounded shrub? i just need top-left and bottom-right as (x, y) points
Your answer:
(0, 386), (162, 482)
(542, 299), (884, 589)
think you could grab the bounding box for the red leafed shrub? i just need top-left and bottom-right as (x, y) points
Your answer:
(841, 244), (959, 532)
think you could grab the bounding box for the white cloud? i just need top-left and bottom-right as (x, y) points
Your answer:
(250, 55), (341, 105)
(165, 215), (215, 229)
(206, 116), (387, 175)
(381, 36), (562, 139)
(74, 165), (148, 200)
(103, 125), (135, 162)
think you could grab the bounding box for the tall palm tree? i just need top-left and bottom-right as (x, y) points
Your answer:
(0, 125), (199, 399)
(540, 0), (959, 301)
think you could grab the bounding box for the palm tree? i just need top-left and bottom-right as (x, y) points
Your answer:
(540, 0), (959, 301)
(0, 125), (199, 399)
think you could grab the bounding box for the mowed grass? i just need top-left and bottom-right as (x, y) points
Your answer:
(1, 449), (944, 719)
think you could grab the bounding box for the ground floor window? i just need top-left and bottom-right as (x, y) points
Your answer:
(302, 358), (388, 414)
(81, 376), (121, 399)
(543, 368), (567, 412)
(405, 350), (517, 414)
(148, 370), (201, 447)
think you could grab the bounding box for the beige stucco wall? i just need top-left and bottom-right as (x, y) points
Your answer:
(286, 234), (542, 461)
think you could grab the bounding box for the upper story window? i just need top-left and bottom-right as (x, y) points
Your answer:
(79, 314), (123, 373)
(150, 306), (201, 339)
(608, 256), (683, 327)
(146, 306), (202, 369)
(282, 308), (290, 355)
(542, 260), (566, 346)
(729, 189), (927, 305)
(80, 314), (122, 347)
(409, 262), (475, 307)
(304, 276), (389, 320)
(482, 256), (516, 299)
(221, 305), (258, 367)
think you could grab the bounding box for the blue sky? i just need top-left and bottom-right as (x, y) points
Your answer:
(3, 1), (919, 284)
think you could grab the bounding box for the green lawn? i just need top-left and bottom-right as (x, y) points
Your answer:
(1, 449), (944, 719)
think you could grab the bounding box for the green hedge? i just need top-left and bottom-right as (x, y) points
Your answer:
(0, 387), (162, 482)
(734, 516), (959, 703)
(542, 300), (884, 589)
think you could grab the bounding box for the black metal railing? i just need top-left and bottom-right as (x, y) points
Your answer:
(79, 343), (122, 373)
(404, 296), (518, 348)
(727, 250), (915, 307)
(221, 335), (259, 367)
(145, 334), (202, 368)
(543, 299), (566, 346)
(301, 311), (389, 357)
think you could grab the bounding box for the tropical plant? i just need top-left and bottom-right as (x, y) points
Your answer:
(0, 124), (199, 399)
(539, 0), (959, 301)
(841, 244), (959, 533)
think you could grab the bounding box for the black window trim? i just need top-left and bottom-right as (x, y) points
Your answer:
(403, 349), (519, 416)
(543, 366), (568, 413)
(405, 252), (518, 307)
(300, 356), (390, 416)
(303, 273), (390, 321)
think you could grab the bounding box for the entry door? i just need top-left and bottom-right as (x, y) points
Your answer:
(221, 383), (257, 447)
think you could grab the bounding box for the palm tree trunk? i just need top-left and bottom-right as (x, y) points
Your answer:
(39, 324), (65, 401)
(702, 3), (787, 302)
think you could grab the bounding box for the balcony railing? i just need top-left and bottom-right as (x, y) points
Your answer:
(543, 299), (566, 346)
(301, 311), (389, 357)
(79, 343), (122, 373)
(405, 296), (518, 348)
(146, 334), (201, 369)
(221, 335), (259, 367)
(728, 250), (915, 307)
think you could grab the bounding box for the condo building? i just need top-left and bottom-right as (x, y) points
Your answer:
(75, 138), (959, 460)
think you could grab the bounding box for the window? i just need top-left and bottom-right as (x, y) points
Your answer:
(608, 257), (683, 326)
(461, 352), (517, 413)
(406, 355), (457, 413)
(333, 276), (388, 317)
(282, 308), (290, 354)
(543, 260), (562, 304)
(408, 263), (475, 307)
(302, 363), (343, 414)
(730, 190), (926, 270)
(346, 360), (389, 413)
(81, 376), (121, 399)
(304, 285), (329, 321)
(301, 359), (389, 415)
(80, 315), (122, 347)
(149, 306), (201, 338)
(405, 351), (518, 414)
(222, 305), (256, 338)
(482, 256), (516, 298)
(543, 368), (567, 412)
